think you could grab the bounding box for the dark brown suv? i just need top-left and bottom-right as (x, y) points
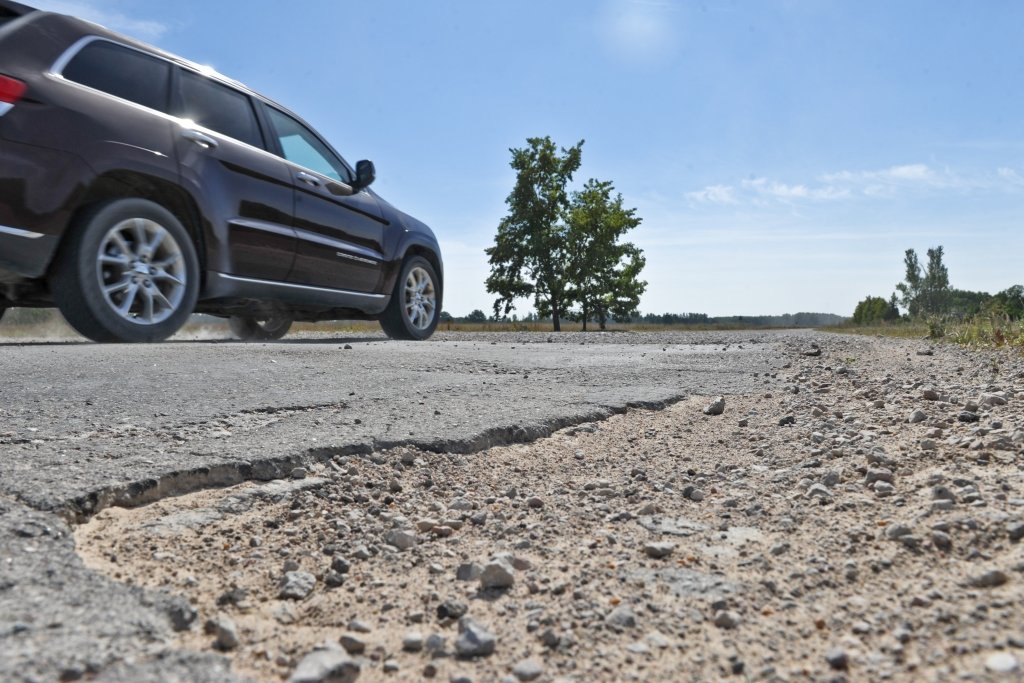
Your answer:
(0, 1), (443, 342)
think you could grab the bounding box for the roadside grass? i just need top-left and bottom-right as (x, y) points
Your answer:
(821, 322), (930, 340)
(826, 318), (1024, 352)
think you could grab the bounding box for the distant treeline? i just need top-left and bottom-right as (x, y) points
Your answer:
(449, 309), (845, 328)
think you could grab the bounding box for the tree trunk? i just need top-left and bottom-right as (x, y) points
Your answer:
(581, 304), (588, 332)
(551, 299), (561, 332)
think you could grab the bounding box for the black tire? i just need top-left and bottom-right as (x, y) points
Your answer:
(229, 315), (292, 341)
(49, 199), (200, 343)
(379, 255), (441, 340)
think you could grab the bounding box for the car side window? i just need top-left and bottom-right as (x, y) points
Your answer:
(62, 41), (170, 113)
(175, 69), (264, 149)
(265, 107), (351, 184)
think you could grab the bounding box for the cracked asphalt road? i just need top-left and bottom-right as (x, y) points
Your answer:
(0, 329), (793, 682)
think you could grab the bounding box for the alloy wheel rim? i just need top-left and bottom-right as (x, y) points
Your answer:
(96, 218), (186, 326)
(403, 266), (436, 331)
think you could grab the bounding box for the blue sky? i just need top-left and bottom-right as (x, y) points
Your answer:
(34, 0), (1024, 317)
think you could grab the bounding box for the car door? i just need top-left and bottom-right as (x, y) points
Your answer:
(171, 67), (297, 282)
(261, 104), (386, 293)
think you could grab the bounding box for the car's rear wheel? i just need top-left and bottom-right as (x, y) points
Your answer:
(229, 315), (292, 341)
(379, 256), (441, 340)
(50, 198), (199, 343)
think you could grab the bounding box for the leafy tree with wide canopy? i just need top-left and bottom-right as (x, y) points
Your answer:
(485, 137), (583, 331)
(565, 179), (646, 330)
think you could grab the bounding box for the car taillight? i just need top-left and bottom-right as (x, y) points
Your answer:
(0, 75), (26, 103)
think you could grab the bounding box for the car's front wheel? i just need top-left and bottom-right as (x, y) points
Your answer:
(229, 315), (292, 341)
(50, 198), (199, 343)
(379, 256), (441, 340)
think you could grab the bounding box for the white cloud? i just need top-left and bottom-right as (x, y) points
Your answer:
(30, 0), (168, 40)
(740, 177), (850, 202)
(997, 167), (1024, 186)
(597, 0), (677, 65)
(685, 184), (737, 204)
(688, 163), (1024, 207)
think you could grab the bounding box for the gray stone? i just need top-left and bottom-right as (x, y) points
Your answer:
(212, 616), (239, 651)
(384, 529), (417, 551)
(985, 652), (1020, 674)
(455, 618), (496, 657)
(885, 524), (913, 539)
(865, 467), (893, 484)
(339, 633), (367, 655)
(930, 530), (952, 551)
(806, 483), (833, 500)
(979, 392), (1008, 407)
(643, 541), (676, 559)
(713, 610), (741, 629)
(1008, 522), (1024, 542)
(456, 562), (483, 581)
(606, 605), (638, 629)
(825, 648), (849, 670)
(873, 481), (895, 496)
(279, 571), (317, 600)
(965, 569), (1009, 588)
(425, 633), (447, 654)
(908, 409), (927, 424)
(166, 596), (198, 632)
(703, 397), (726, 416)
(347, 619), (373, 633)
(402, 631), (424, 652)
(479, 557), (515, 589)
(437, 599), (469, 621)
(512, 658), (544, 681)
(288, 647), (360, 683)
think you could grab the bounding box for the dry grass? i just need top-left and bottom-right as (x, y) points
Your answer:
(826, 318), (1024, 353)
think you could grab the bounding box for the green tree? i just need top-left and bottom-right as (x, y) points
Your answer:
(896, 246), (951, 317)
(886, 294), (901, 321)
(989, 285), (1024, 320)
(565, 179), (647, 330)
(852, 295), (889, 324)
(947, 289), (992, 318)
(485, 136), (584, 331)
(464, 309), (487, 323)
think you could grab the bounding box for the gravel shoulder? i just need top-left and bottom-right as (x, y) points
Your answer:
(68, 334), (1024, 682)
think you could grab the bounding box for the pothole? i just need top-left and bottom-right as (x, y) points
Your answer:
(74, 401), (771, 682)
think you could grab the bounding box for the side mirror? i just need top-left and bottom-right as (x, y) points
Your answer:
(353, 159), (376, 190)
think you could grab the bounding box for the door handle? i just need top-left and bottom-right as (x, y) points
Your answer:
(296, 171), (322, 188)
(181, 129), (218, 150)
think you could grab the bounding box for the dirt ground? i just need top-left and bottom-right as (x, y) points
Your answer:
(75, 335), (1024, 682)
